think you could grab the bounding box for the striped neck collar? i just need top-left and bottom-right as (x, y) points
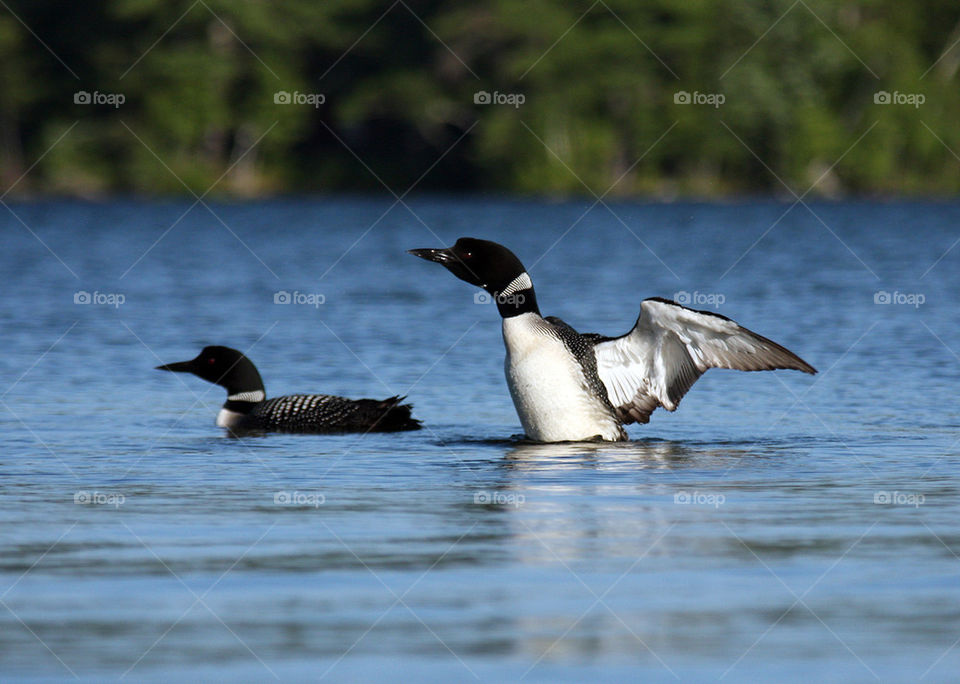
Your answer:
(495, 271), (539, 318)
(227, 390), (265, 403)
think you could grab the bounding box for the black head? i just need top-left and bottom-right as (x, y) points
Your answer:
(408, 238), (539, 316)
(156, 346), (265, 395)
(408, 238), (527, 292)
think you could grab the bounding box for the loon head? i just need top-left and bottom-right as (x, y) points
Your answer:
(408, 238), (539, 316)
(156, 346), (265, 397)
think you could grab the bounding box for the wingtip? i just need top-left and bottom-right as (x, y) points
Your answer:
(772, 358), (816, 375)
(791, 357), (817, 375)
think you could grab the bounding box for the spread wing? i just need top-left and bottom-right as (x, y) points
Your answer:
(593, 298), (816, 425)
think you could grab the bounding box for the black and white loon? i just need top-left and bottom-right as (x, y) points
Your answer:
(156, 346), (422, 434)
(409, 238), (816, 443)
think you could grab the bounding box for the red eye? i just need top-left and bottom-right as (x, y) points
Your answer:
(462, 252), (472, 259)
(208, 358), (216, 365)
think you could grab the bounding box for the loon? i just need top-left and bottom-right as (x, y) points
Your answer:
(156, 346), (422, 434)
(409, 238), (816, 443)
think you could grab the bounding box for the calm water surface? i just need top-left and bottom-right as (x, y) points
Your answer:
(2, 198), (959, 682)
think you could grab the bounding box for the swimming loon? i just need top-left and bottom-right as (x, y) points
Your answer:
(409, 238), (816, 443)
(156, 346), (422, 434)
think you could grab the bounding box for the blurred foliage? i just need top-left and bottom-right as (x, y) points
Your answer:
(1, 0), (959, 196)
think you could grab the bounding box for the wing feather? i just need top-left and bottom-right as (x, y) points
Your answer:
(593, 298), (816, 424)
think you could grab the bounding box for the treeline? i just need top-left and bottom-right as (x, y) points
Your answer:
(1, 0), (959, 197)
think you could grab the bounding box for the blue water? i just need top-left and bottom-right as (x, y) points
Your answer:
(2, 198), (959, 682)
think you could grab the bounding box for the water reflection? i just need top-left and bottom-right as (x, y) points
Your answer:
(501, 438), (760, 471)
(446, 436), (803, 577)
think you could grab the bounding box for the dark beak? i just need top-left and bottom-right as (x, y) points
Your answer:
(407, 247), (455, 264)
(155, 359), (196, 373)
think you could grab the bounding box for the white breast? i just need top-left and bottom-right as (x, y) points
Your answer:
(502, 313), (624, 442)
(216, 408), (246, 429)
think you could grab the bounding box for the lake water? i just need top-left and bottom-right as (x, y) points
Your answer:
(1, 198), (959, 682)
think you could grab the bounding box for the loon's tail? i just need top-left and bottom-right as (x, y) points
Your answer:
(367, 395), (423, 432)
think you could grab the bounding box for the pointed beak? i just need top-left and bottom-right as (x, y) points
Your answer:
(407, 247), (455, 264)
(155, 359), (195, 373)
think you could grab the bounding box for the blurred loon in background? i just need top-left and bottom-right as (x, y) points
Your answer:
(156, 346), (422, 434)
